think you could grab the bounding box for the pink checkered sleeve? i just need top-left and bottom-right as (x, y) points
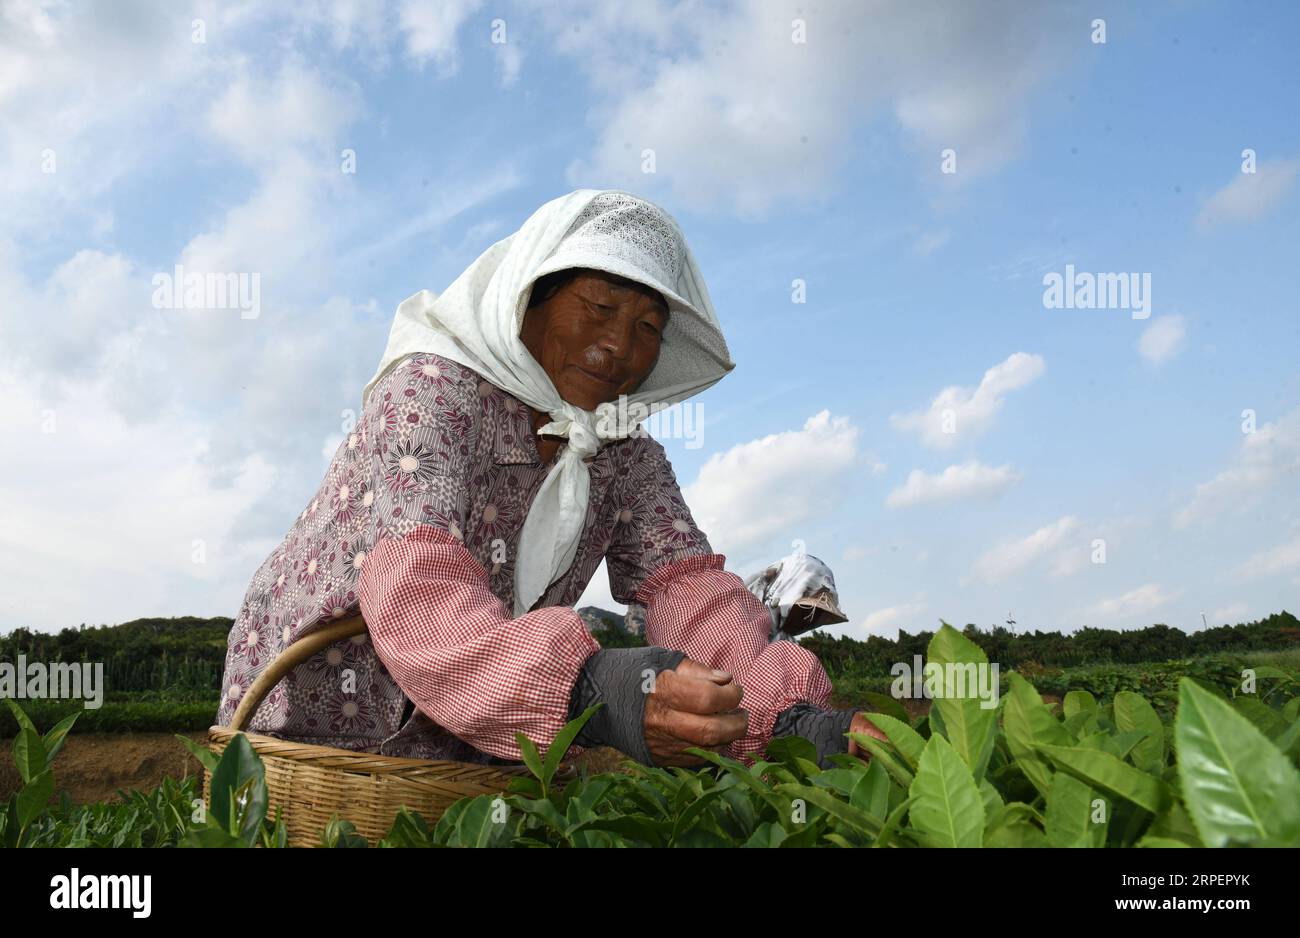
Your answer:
(357, 523), (602, 762)
(634, 553), (835, 767)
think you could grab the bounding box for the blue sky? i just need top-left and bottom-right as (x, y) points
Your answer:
(2, 0), (1297, 638)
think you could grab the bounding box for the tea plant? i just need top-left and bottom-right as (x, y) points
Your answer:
(390, 625), (1300, 848)
(0, 699), (287, 848)
(4, 624), (1298, 848)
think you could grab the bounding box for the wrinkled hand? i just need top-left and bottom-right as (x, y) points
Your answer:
(846, 711), (889, 763)
(643, 658), (748, 767)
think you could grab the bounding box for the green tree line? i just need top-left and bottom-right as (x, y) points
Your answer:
(798, 611), (1300, 681)
(0, 616), (232, 693)
(2, 611), (1298, 696)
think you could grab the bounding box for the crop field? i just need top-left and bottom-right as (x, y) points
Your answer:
(3, 624), (1297, 848)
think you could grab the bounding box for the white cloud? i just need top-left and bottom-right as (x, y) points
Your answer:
(1138, 315), (1187, 365)
(886, 461), (1022, 508)
(207, 62), (362, 167)
(554, 0), (1078, 216)
(890, 352), (1045, 450)
(1084, 583), (1177, 625)
(968, 516), (1079, 585)
(398, 0), (483, 75)
(1210, 602), (1249, 625)
(0, 3), (210, 236)
(683, 410), (861, 556)
(859, 599), (928, 636)
(0, 367), (279, 631)
(1235, 534), (1300, 581)
(1176, 405), (1300, 527)
(914, 228), (951, 256)
(1196, 158), (1300, 230)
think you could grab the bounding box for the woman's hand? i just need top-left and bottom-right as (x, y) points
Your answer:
(643, 658), (748, 766)
(846, 710), (889, 762)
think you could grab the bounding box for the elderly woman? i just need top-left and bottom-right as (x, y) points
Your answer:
(216, 190), (884, 770)
(744, 548), (850, 643)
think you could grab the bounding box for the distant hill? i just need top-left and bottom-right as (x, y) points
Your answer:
(576, 606), (626, 633)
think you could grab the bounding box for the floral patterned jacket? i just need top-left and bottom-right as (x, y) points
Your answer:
(215, 352), (834, 764)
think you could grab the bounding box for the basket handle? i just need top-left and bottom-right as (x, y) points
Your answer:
(225, 613), (368, 731)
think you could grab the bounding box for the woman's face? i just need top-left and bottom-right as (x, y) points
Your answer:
(520, 270), (669, 411)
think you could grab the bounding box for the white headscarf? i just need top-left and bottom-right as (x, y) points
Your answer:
(362, 190), (735, 616)
(743, 545), (848, 640)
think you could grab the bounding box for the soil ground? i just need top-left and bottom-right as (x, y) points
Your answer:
(0, 732), (210, 805)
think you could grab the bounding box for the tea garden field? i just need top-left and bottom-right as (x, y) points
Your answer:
(3, 624), (1297, 848)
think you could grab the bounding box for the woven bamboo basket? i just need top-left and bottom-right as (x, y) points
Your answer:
(206, 612), (572, 846)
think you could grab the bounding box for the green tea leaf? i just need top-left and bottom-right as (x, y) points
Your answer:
(1063, 690), (1097, 718)
(569, 777), (614, 821)
(907, 734), (984, 848)
(321, 816), (370, 848)
(514, 732), (545, 791)
(1078, 729), (1152, 763)
(810, 767), (863, 798)
(40, 711), (79, 768)
(848, 734), (914, 789)
(543, 704), (600, 791)
(863, 712), (927, 770)
(858, 692), (910, 723)
(1231, 696), (1290, 740)
(670, 788), (729, 845)
(13, 727), (45, 784)
(984, 803), (1047, 848)
(3, 698), (37, 736)
(1003, 672), (1070, 797)
(775, 783), (882, 838)
(1113, 691), (1165, 774)
(15, 769), (54, 834)
(1246, 665), (1296, 682)
(676, 748), (785, 815)
(1175, 678), (1300, 847)
(765, 736), (820, 778)
(850, 759), (891, 821)
(512, 795), (567, 834)
(1036, 744), (1172, 815)
(1144, 800), (1203, 847)
(174, 734), (220, 774)
(1273, 719), (1300, 759)
(979, 778), (1003, 818)
(873, 795), (916, 848)
(926, 624), (998, 781)
(742, 821), (788, 848)
(1045, 771), (1104, 847)
(207, 733), (267, 844)
(572, 814), (668, 847)
(431, 798), (472, 843)
(180, 827), (242, 848)
(455, 795), (514, 847)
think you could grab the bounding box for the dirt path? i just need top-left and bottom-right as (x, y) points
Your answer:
(0, 732), (210, 805)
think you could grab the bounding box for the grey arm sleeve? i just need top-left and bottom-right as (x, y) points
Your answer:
(566, 646), (687, 766)
(771, 702), (859, 769)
